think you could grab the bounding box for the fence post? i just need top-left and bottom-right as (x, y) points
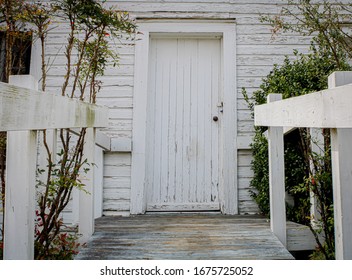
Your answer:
(309, 128), (324, 226)
(4, 75), (38, 260)
(267, 94), (286, 247)
(329, 71), (352, 260)
(94, 146), (104, 219)
(79, 127), (96, 243)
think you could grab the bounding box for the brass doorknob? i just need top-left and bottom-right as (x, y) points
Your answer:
(213, 116), (219, 122)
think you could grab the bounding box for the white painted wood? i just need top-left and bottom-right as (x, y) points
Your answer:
(286, 222), (321, 252)
(4, 131), (37, 260)
(330, 128), (352, 260)
(254, 71), (352, 254)
(238, 150), (259, 214)
(60, 130), (105, 222)
(79, 128), (96, 243)
(146, 37), (221, 211)
(131, 20), (237, 215)
(283, 126), (295, 135)
(147, 203), (221, 212)
(94, 147), (104, 219)
(221, 27), (238, 214)
(3, 76), (38, 260)
(29, 38), (41, 86)
(172, 38), (181, 205)
(237, 135), (253, 149)
(328, 72), (352, 260)
(254, 84), (352, 128)
(210, 40), (220, 210)
(95, 131), (111, 150)
(111, 138), (132, 152)
(263, 126), (296, 140)
(130, 30), (150, 214)
(309, 127), (323, 226)
(267, 94), (286, 247)
(82, 131), (131, 152)
(1, 75), (110, 255)
(113, 2), (288, 14)
(0, 82), (108, 131)
(103, 152), (131, 216)
(328, 71), (352, 88)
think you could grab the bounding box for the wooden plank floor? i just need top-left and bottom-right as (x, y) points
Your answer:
(76, 214), (294, 260)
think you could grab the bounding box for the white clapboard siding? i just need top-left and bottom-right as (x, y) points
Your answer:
(238, 150), (259, 214)
(237, 54), (296, 67)
(102, 152), (131, 215)
(111, 2), (283, 14)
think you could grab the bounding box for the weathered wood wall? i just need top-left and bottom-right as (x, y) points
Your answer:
(42, 0), (316, 216)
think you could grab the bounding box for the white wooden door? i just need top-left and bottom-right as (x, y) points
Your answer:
(146, 36), (222, 211)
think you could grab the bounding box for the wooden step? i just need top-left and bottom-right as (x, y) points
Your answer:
(76, 214), (295, 260)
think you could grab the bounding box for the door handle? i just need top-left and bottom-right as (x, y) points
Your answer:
(213, 116), (219, 122)
(217, 102), (224, 113)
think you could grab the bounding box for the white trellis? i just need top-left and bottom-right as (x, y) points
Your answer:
(0, 75), (108, 260)
(254, 71), (352, 260)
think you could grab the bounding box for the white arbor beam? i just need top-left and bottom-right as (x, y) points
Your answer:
(329, 71), (352, 260)
(267, 94), (286, 247)
(2, 75), (109, 259)
(0, 82), (108, 131)
(254, 84), (352, 128)
(254, 71), (352, 257)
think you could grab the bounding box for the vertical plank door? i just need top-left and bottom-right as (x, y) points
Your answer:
(146, 36), (222, 211)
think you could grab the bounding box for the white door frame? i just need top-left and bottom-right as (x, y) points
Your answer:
(130, 20), (238, 214)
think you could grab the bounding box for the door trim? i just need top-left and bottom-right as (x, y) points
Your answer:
(131, 20), (238, 214)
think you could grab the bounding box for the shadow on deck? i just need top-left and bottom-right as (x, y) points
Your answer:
(74, 214), (318, 260)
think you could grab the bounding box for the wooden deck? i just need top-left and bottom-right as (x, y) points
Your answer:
(76, 214), (297, 260)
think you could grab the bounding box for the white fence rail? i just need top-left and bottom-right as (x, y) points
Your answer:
(254, 71), (352, 260)
(0, 75), (109, 260)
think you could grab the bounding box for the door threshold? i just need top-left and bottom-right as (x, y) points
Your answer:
(145, 211), (222, 216)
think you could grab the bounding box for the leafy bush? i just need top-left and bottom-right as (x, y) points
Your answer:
(34, 210), (82, 260)
(35, 231), (82, 260)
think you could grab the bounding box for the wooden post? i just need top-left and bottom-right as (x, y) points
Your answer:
(329, 71), (352, 259)
(4, 75), (38, 259)
(267, 94), (286, 247)
(94, 146), (104, 219)
(79, 127), (96, 243)
(130, 30), (149, 215)
(309, 128), (323, 226)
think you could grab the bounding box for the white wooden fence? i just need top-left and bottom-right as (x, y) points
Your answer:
(254, 71), (352, 260)
(0, 75), (109, 260)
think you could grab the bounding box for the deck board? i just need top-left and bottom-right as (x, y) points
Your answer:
(75, 214), (295, 260)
